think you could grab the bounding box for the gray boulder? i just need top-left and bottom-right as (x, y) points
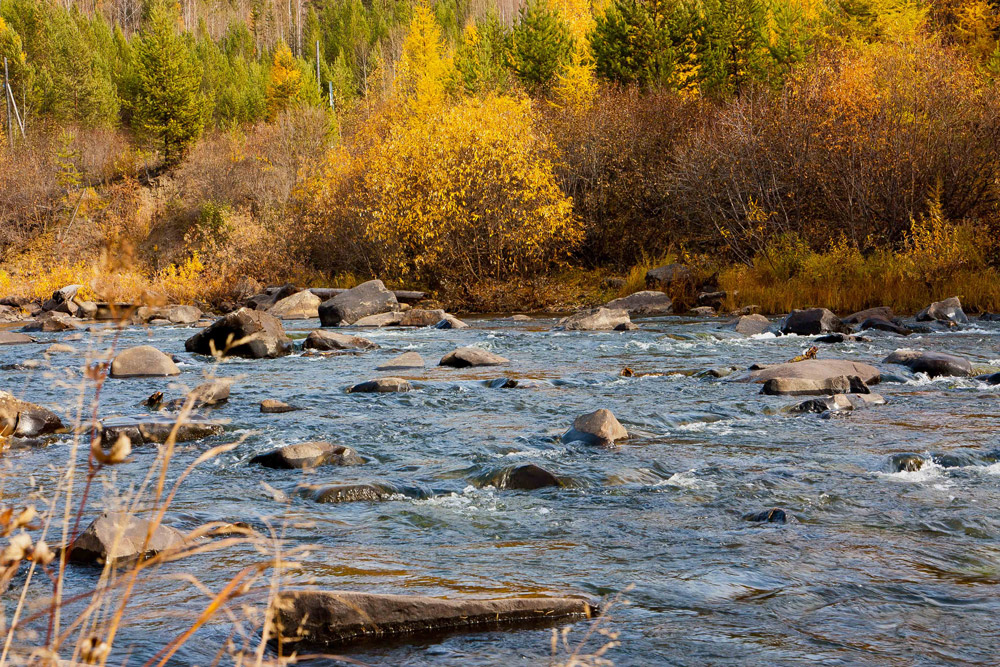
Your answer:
(22, 312), (80, 332)
(562, 408), (628, 445)
(645, 263), (692, 289)
(251, 442), (363, 469)
(0, 391), (65, 437)
(761, 375), (868, 396)
(0, 331), (34, 345)
(67, 512), (185, 565)
(304, 330), (378, 351)
(842, 307), (895, 325)
(98, 417), (223, 445)
(721, 314), (770, 336)
(399, 309), (447, 327)
(780, 308), (852, 336)
(269, 590), (594, 649)
(916, 296), (968, 324)
(789, 393), (886, 414)
(260, 399), (301, 413)
(556, 307), (631, 331)
(604, 291), (673, 316)
(187, 378), (232, 406)
(743, 359), (881, 386)
(352, 311), (404, 327)
(110, 346), (180, 378)
(185, 308), (292, 359)
(860, 318), (911, 335)
(319, 280), (398, 326)
(303, 483), (395, 503)
(439, 347), (509, 368)
(883, 349), (973, 377)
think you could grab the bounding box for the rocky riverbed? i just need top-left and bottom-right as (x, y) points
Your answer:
(2, 290), (1000, 664)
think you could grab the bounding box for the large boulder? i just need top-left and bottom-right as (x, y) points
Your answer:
(916, 296), (968, 324)
(645, 263), (692, 289)
(185, 308), (292, 359)
(439, 347), (509, 368)
(720, 314), (770, 336)
(779, 308), (852, 336)
(42, 284), (81, 313)
(842, 307), (895, 325)
(268, 290), (321, 320)
(319, 280), (398, 326)
(347, 377), (412, 393)
(556, 308), (631, 331)
(562, 409), (627, 446)
(251, 442), (363, 469)
(22, 312), (80, 332)
(743, 359), (881, 386)
(377, 352), (425, 371)
(0, 391), (65, 437)
(269, 590), (594, 649)
(303, 330), (378, 351)
(604, 291), (673, 317)
(883, 349), (973, 377)
(66, 512), (185, 566)
(110, 346), (180, 378)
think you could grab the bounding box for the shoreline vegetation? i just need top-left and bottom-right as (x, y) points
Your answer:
(0, 0), (998, 317)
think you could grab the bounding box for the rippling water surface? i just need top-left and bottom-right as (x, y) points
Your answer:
(4, 313), (1000, 665)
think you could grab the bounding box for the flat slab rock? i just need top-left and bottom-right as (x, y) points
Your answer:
(556, 307), (632, 331)
(604, 291), (673, 316)
(269, 590), (595, 648)
(439, 347), (509, 368)
(741, 359), (881, 386)
(883, 349), (973, 377)
(761, 375), (869, 396)
(377, 351), (425, 371)
(251, 441), (363, 469)
(348, 377), (412, 393)
(0, 331), (35, 345)
(99, 416), (223, 445)
(67, 512), (185, 566)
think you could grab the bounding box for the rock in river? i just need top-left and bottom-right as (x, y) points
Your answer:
(883, 349), (973, 377)
(556, 307), (632, 331)
(67, 512), (185, 566)
(563, 408), (628, 445)
(98, 417), (223, 445)
(268, 590), (595, 648)
(110, 345), (180, 378)
(251, 442), (363, 469)
(377, 351), (425, 371)
(0, 331), (34, 345)
(788, 393), (886, 413)
(268, 290), (321, 320)
(303, 330), (378, 351)
(487, 463), (562, 490)
(859, 318), (911, 335)
(720, 314), (770, 336)
(916, 296), (968, 324)
(842, 307), (895, 325)
(319, 280), (398, 326)
(303, 483), (396, 503)
(604, 291), (673, 316)
(0, 391), (65, 437)
(185, 308), (292, 359)
(439, 347), (509, 368)
(348, 377), (412, 393)
(761, 375), (868, 396)
(779, 308), (852, 336)
(261, 399), (301, 413)
(744, 508), (787, 523)
(742, 359), (881, 386)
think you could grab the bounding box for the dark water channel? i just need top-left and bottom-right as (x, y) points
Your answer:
(3, 313), (1000, 665)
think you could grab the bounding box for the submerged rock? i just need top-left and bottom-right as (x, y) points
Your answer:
(814, 333), (868, 344)
(556, 307), (632, 331)
(0, 331), (35, 345)
(319, 280), (398, 326)
(788, 392), (886, 413)
(883, 349), (973, 378)
(269, 590), (595, 649)
(890, 453), (925, 473)
(304, 330), (378, 351)
(185, 308), (292, 359)
(743, 508), (787, 523)
(110, 345), (180, 378)
(377, 352), (424, 371)
(743, 359), (881, 386)
(304, 483), (396, 503)
(98, 417), (223, 445)
(439, 347), (509, 368)
(67, 512), (185, 565)
(0, 391), (65, 437)
(488, 464), (562, 490)
(604, 291), (673, 316)
(348, 377), (412, 393)
(780, 308), (852, 336)
(135, 305), (203, 325)
(187, 378), (232, 406)
(251, 442), (363, 469)
(916, 296), (967, 324)
(563, 409), (628, 445)
(260, 399), (301, 413)
(268, 290), (321, 320)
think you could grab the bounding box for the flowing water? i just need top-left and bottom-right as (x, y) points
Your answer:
(3, 314), (1000, 665)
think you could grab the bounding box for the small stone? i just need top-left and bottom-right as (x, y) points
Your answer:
(743, 508), (787, 523)
(347, 378), (412, 393)
(251, 442), (363, 469)
(261, 399), (301, 413)
(439, 347), (509, 368)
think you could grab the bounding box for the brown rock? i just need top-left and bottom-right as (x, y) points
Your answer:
(347, 377), (412, 393)
(261, 399), (301, 413)
(0, 391), (65, 437)
(563, 409), (628, 445)
(67, 513), (185, 566)
(185, 308), (292, 359)
(251, 442), (363, 469)
(110, 345), (180, 378)
(439, 347), (509, 368)
(303, 330), (378, 351)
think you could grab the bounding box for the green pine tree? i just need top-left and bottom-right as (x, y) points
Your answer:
(134, 1), (204, 165)
(507, 0), (573, 91)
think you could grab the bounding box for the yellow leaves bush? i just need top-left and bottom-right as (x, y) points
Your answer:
(298, 94), (581, 286)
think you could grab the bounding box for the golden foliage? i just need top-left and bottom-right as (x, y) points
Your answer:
(266, 41), (303, 120)
(394, 4), (454, 117)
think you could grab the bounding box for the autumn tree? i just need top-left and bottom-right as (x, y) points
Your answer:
(508, 0), (573, 90)
(395, 4), (453, 116)
(267, 41), (303, 119)
(134, 1), (204, 164)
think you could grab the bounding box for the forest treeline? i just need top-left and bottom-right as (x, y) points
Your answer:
(1, 0), (999, 311)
